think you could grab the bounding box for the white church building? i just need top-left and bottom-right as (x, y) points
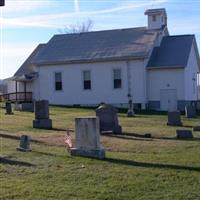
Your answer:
(4, 8), (200, 111)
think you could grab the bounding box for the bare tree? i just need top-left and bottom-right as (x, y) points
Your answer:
(59, 19), (94, 34)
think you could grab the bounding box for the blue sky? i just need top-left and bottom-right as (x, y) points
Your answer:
(0, 0), (200, 79)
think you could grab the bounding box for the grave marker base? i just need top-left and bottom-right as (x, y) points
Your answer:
(16, 147), (32, 152)
(70, 148), (105, 160)
(5, 112), (14, 115)
(33, 119), (52, 129)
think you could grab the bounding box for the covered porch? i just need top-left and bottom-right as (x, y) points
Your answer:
(0, 92), (32, 103)
(0, 74), (36, 103)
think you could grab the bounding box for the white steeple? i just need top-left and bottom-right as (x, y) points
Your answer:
(145, 8), (167, 30)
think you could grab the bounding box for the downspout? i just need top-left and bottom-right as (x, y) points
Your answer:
(126, 60), (134, 116)
(144, 59), (148, 109)
(38, 65), (41, 100)
(126, 60), (132, 98)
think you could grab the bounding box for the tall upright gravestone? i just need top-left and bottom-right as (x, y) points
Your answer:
(96, 104), (122, 134)
(71, 117), (105, 159)
(33, 100), (52, 129)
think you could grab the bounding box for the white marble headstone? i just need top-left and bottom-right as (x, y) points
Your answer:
(75, 117), (101, 150)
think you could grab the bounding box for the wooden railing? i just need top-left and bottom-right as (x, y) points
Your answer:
(0, 92), (32, 102)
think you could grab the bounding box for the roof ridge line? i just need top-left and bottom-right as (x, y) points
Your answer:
(53, 26), (148, 37)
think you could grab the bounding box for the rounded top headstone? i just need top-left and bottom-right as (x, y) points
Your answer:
(96, 103), (117, 112)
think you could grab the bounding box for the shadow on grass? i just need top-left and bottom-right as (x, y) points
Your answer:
(33, 127), (69, 132)
(181, 125), (194, 128)
(121, 132), (200, 141)
(103, 133), (152, 141)
(0, 132), (46, 144)
(0, 132), (20, 140)
(51, 128), (75, 132)
(32, 150), (70, 158)
(0, 157), (35, 167)
(51, 128), (66, 132)
(105, 157), (200, 172)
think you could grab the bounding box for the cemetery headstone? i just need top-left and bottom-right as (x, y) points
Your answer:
(71, 117), (105, 159)
(185, 105), (196, 118)
(16, 135), (31, 152)
(127, 99), (135, 117)
(96, 104), (122, 134)
(193, 126), (200, 131)
(167, 111), (182, 126)
(5, 102), (13, 115)
(176, 130), (193, 139)
(33, 100), (52, 129)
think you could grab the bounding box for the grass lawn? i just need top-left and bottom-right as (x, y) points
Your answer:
(0, 106), (200, 200)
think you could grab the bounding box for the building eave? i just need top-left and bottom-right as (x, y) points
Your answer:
(147, 65), (185, 70)
(192, 37), (200, 71)
(33, 55), (148, 66)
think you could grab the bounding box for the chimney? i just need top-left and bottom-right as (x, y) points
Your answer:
(145, 8), (167, 29)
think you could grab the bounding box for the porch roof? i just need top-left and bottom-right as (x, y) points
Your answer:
(12, 72), (38, 82)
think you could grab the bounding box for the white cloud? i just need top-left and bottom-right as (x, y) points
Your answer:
(85, 0), (167, 15)
(2, 43), (36, 58)
(1, 17), (61, 28)
(0, 42), (38, 78)
(1, 0), (167, 29)
(2, 0), (50, 13)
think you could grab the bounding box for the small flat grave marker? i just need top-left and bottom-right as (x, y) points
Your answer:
(176, 130), (193, 139)
(193, 126), (200, 132)
(17, 135), (32, 152)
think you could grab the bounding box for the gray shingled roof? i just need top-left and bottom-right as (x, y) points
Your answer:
(33, 27), (159, 65)
(147, 35), (195, 68)
(14, 44), (46, 77)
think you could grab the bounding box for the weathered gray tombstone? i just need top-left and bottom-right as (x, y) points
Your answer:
(33, 100), (52, 129)
(16, 135), (31, 152)
(167, 111), (182, 126)
(71, 117), (105, 159)
(176, 130), (193, 139)
(127, 99), (135, 117)
(185, 105), (196, 118)
(96, 104), (122, 134)
(5, 102), (13, 115)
